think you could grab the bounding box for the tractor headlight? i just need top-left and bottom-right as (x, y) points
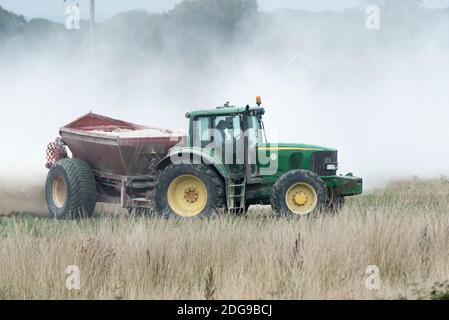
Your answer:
(326, 164), (338, 171)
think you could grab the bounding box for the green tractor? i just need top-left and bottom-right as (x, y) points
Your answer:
(45, 98), (362, 219)
(154, 98), (362, 217)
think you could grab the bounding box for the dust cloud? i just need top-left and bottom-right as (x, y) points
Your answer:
(0, 1), (448, 214)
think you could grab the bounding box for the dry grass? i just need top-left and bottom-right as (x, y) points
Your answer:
(1, 176), (449, 300)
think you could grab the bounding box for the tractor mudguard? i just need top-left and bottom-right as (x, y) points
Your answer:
(156, 147), (229, 179)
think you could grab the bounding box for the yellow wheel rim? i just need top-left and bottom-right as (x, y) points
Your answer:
(285, 182), (318, 215)
(52, 176), (67, 209)
(167, 175), (208, 217)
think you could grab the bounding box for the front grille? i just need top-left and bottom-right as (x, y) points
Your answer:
(312, 151), (338, 176)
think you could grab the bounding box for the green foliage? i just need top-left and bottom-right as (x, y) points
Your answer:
(0, 0), (448, 63)
(429, 282), (449, 300)
(99, 10), (163, 56)
(364, 0), (424, 11)
(167, 0), (258, 36)
(414, 281), (449, 300)
(0, 6), (26, 35)
(25, 18), (64, 35)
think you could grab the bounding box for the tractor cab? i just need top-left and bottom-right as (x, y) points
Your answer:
(186, 101), (266, 180)
(183, 100), (269, 212)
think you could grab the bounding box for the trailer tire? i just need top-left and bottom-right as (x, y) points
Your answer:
(154, 164), (225, 218)
(45, 158), (96, 219)
(271, 170), (327, 217)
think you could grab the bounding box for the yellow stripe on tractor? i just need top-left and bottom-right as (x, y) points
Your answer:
(258, 147), (324, 152)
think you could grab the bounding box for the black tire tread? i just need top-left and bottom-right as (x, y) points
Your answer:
(154, 164), (225, 217)
(46, 158), (96, 218)
(271, 169), (327, 216)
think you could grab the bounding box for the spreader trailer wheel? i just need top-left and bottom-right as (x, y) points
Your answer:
(45, 158), (97, 219)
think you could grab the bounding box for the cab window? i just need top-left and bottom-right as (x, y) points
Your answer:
(192, 116), (212, 147)
(248, 115), (263, 147)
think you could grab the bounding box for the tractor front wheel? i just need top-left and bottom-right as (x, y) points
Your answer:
(45, 158), (96, 219)
(154, 164), (225, 218)
(271, 170), (327, 217)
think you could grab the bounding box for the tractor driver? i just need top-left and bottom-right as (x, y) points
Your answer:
(215, 119), (235, 163)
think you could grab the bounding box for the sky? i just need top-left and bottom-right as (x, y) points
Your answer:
(0, 0), (448, 22)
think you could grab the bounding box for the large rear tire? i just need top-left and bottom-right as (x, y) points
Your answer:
(154, 164), (225, 218)
(271, 170), (327, 217)
(45, 158), (96, 219)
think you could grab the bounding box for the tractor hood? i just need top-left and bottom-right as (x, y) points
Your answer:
(257, 143), (338, 177)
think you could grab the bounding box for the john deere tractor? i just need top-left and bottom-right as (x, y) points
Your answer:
(44, 98), (362, 219)
(153, 98), (362, 217)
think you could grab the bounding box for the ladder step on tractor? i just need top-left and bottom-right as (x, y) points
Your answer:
(226, 175), (246, 213)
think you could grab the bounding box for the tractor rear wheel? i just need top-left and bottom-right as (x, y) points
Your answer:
(45, 158), (96, 219)
(154, 164), (225, 218)
(271, 170), (327, 217)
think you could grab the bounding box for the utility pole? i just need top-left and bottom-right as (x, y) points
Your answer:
(89, 0), (95, 61)
(90, 0), (95, 29)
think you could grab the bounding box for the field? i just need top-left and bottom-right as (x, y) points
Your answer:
(1, 177), (449, 300)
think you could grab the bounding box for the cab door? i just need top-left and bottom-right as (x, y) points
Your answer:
(213, 115), (243, 176)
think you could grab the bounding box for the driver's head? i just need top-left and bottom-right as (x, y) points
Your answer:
(216, 120), (227, 131)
